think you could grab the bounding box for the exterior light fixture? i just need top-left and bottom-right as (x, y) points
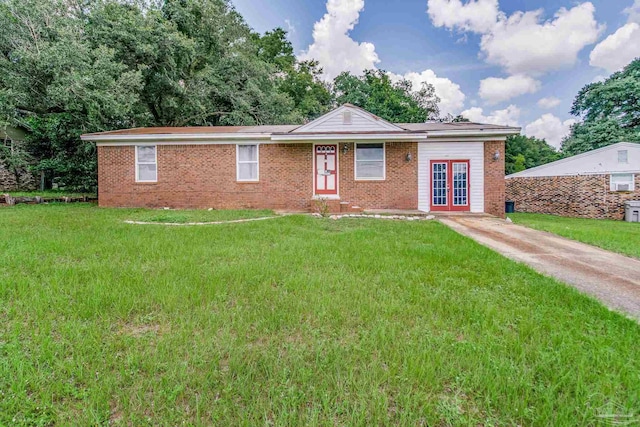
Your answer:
(493, 150), (500, 161)
(342, 143), (349, 155)
(406, 153), (412, 162)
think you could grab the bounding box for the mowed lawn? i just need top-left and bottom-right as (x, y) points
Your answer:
(1, 205), (639, 426)
(509, 213), (640, 259)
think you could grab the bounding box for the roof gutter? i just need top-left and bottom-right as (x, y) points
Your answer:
(80, 133), (273, 142)
(427, 129), (521, 138)
(270, 133), (428, 142)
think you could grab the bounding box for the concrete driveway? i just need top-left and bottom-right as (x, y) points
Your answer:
(440, 216), (640, 321)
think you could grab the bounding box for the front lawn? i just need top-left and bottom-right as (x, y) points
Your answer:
(509, 213), (640, 259)
(1, 204), (639, 425)
(126, 208), (275, 224)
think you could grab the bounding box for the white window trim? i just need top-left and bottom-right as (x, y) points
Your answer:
(354, 142), (386, 181)
(610, 173), (635, 192)
(135, 145), (157, 183)
(236, 144), (259, 182)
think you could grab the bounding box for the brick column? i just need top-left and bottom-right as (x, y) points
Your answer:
(484, 140), (505, 217)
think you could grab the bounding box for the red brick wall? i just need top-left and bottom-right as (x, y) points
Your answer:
(506, 174), (640, 220)
(484, 140), (505, 217)
(339, 142), (418, 209)
(97, 142), (419, 210)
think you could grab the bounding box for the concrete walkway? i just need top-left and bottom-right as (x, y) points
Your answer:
(440, 216), (640, 321)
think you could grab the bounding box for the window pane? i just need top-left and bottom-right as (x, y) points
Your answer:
(138, 163), (157, 181)
(357, 161), (384, 179)
(611, 173), (632, 183)
(137, 146), (156, 163)
(356, 143), (384, 161)
(238, 145), (258, 162)
(239, 163), (257, 180)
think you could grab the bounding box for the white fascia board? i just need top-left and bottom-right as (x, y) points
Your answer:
(271, 133), (428, 142)
(427, 129), (521, 138)
(82, 133), (272, 143)
(425, 136), (508, 143)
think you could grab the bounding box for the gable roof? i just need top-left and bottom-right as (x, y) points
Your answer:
(291, 104), (405, 133)
(81, 104), (521, 143)
(506, 142), (640, 178)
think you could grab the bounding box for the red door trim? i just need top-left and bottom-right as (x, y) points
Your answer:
(314, 144), (338, 196)
(430, 159), (470, 212)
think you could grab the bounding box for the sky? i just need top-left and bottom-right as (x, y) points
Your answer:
(231, 0), (640, 149)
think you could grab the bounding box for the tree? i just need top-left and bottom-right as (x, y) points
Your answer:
(505, 134), (561, 175)
(562, 58), (640, 155)
(0, 0), (303, 190)
(333, 70), (439, 123)
(253, 28), (332, 120)
(0, 0), (145, 190)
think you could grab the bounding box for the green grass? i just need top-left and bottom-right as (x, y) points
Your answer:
(126, 208), (275, 224)
(4, 190), (96, 198)
(509, 213), (640, 259)
(1, 204), (639, 425)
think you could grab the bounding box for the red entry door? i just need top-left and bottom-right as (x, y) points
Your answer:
(315, 145), (338, 195)
(430, 160), (470, 212)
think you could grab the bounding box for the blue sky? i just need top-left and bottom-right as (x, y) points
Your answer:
(232, 0), (640, 148)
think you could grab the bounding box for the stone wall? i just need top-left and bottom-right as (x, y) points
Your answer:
(506, 174), (640, 220)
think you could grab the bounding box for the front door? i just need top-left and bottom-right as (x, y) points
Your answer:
(315, 145), (338, 195)
(430, 160), (470, 212)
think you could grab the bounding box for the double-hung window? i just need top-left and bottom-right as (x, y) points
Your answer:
(355, 143), (385, 180)
(136, 145), (157, 182)
(237, 144), (259, 181)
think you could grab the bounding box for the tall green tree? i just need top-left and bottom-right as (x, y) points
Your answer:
(505, 134), (561, 175)
(0, 0), (303, 190)
(253, 28), (332, 120)
(562, 58), (640, 155)
(333, 70), (439, 123)
(0, 0), (145, 190)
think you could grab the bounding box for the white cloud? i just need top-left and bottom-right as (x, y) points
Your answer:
(460, 105), (521, 126)
(589, 23), (640, 73)
(537, 97), (562, 109)
(524, 114), (577, 149)
(625, 0), (640, 24)
(481, 3), (602, 75)
(478, 74), (541, 105)
(427, 0), (500, 33)
(299, 0), (379, 80)
(427, 1), (603, 76)
(389, 70), (466, 116)
(284, 19), (296, 34)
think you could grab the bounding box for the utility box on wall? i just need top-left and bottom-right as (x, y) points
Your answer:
(625, 201), (640, 222)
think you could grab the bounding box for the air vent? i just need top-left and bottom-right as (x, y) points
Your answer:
(343, 111), (352, 125)
(618, 150), (628, 163)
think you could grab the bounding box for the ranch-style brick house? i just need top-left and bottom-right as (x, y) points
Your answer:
(81, 105), (520, 215)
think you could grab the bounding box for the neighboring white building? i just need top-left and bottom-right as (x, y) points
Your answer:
(506, 142), (640, 219)
(508, 142), (640, 180)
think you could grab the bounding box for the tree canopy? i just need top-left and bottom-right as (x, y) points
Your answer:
(505, 134), (561, 175)
(334, 70), (440, 123)
(562, 58), (640, 155)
